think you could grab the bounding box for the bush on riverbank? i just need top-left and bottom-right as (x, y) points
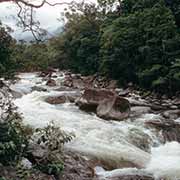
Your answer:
(0, 95), (73, 179)
(0, 22), (16, 78)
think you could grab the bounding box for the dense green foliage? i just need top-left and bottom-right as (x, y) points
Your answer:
(0, 106), (29, 165)
(101, 1), (180, 92)
(49, 3), (101, 75)
(12, 41), (53, 71)
(34, 121), (74, 175)
(47, 0), (180, 94)
(0, 23), (15, 77)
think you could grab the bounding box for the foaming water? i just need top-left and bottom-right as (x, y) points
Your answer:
(10, 72), (43, 95)
(14, 91), (152, 168)
(13, 72), (180, 179)
(146, 142), (180, 180)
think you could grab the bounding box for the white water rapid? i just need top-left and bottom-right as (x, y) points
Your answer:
(12, 72), (180, 180)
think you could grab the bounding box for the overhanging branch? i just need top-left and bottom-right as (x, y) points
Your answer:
(0, 0), (75, 41)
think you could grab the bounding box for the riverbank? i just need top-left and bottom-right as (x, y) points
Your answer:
(0, 70), (180, 180)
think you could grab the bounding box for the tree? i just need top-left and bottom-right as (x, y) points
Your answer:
(100, 0), (180, 93)
(50, 2), (102, 75)
(0, 22), (14, 77)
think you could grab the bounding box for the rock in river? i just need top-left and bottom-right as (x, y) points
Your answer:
(76, 88), (115, 112)
(46, 79), (56, 87)
(45, 95), (67, 104)
(45, 91), (81, 104)
(97, 96), (130, 121)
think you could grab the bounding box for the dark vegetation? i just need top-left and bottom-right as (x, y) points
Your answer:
(0, 101), (73, 179)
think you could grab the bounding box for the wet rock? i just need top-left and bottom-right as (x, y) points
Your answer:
(59, 151), (94, 180)
(51, 73), (58, 78)
(170, 105), (178, 109)
(127, 98), (149, 107)
(118, 89), (130, 96)
(39, 68), (56, 78)
(146, 119), (180, 142)
(76, 88), (115, 112)
(20, 158), (32, 169)
(63, 74), (118, 90)
(150, 104), (167, 111)
(46, 79), (56, 87)
(32, 86), (47, 92)
(45, 91), (81, 104)
(100, 175), (154, 180)
(173, 98), (180, 106)
(64, 75), (87, 89)
(10, 89), (23, 98)
(67, 93), (82, 103)
(0, 165), (54, 180)
(72, 78), (85, 89)
(39, 71), (48, 77)
(131, 106), (151, 117)
(63, 76), (73, 87)
(54, 86), (75, 92)
(106, 80), (118, 89)
(45, 95), (67, 104)
(96, 96), (130, 121)
(127, 128), (151, 152)
(28, 142), (47, 160)
(83, 75), (96, 88)
(162, 110), (180, 119)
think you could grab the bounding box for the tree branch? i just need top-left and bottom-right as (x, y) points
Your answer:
(0, 0), (75, 41)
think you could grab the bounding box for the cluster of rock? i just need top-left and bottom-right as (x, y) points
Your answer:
(62, 72), (118, 90)
(43, 71), (180, 124)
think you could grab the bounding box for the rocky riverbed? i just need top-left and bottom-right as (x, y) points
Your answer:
(1, 70), (180, 180)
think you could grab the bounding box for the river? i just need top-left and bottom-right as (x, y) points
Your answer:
(10, 72), (180, 180)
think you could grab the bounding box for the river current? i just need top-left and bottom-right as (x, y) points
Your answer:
(11, 72), (180, 180)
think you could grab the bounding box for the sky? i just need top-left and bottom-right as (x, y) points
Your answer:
(0, 0), (96, 40)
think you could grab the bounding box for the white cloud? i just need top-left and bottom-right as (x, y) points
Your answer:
(0, 0), (96, 39)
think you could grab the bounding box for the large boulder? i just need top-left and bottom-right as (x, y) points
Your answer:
(76, 88), (115, 112)
(96, 96), (130, 121)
